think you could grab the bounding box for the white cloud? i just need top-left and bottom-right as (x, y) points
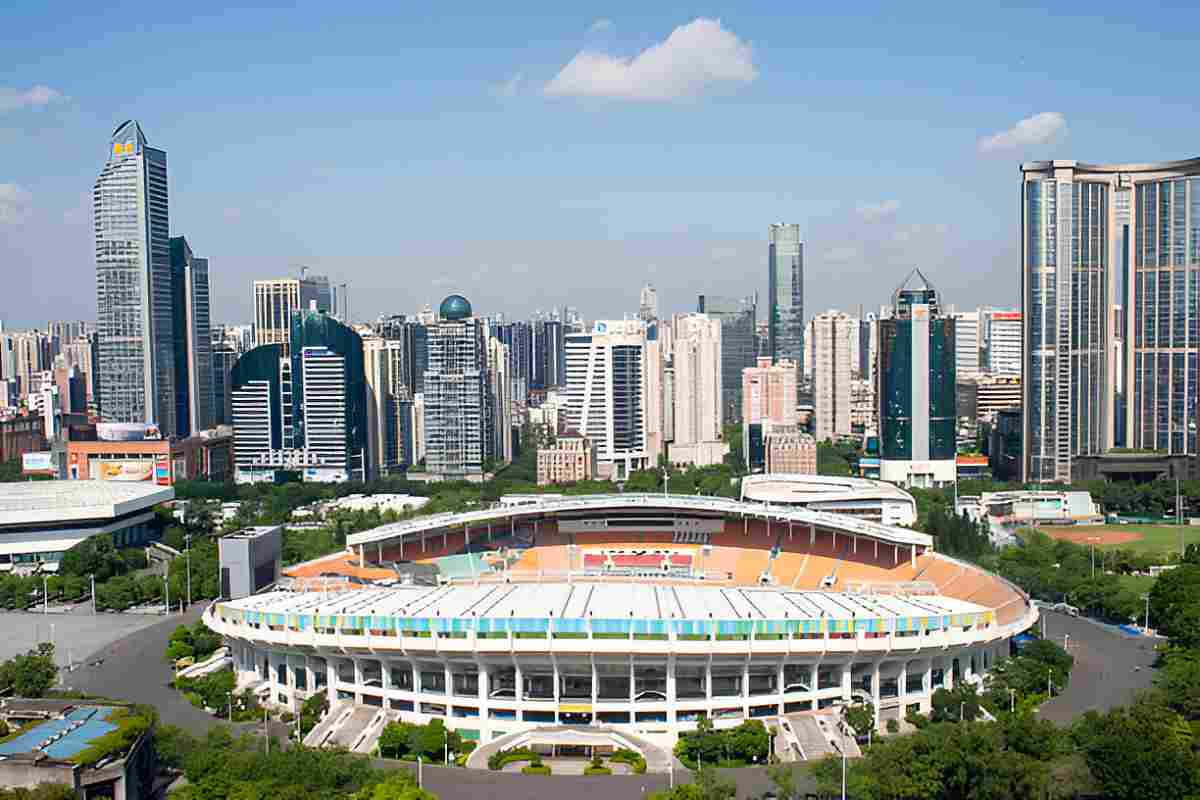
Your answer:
(544, 18), (757, 102)
(857, 199), (901, 223)
(589, 18), (613, 33)
(492, 72), (525, 98)
(978, 112), (1067, 154)
(0, 182), (32, 224)
(0, 85), (65, 113)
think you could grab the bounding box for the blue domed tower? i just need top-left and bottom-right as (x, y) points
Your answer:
(439, 294), (472, 321)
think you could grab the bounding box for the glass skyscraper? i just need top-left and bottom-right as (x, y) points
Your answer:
(1021, 162), (1112, 483)
(768, 223), (804, 380)
(877, 270), (957, 488)
(697, 293), (756, 423)
(94, 120), (173, 430)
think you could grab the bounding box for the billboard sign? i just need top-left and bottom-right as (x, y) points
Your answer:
(155, 458), (171, 486)
(96, 460), (154, 481)
(97, 422), (159, 442)
(22, 452), (54, 473)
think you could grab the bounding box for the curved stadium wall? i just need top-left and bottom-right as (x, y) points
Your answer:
(203, 494), (1036, 748)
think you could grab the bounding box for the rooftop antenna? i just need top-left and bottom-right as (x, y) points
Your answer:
(340, 283), (349, 321)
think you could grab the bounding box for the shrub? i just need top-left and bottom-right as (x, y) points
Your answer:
(610, 747), (647, 773)
(886, 718), (900, 734)
(487, 746), (539, 770)
(521, 764), (551, 775)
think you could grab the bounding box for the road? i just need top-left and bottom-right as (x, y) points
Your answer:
(1038, 610), (1159, 724)
(64, 604), (221, 734)
(0, 607), (164, 665)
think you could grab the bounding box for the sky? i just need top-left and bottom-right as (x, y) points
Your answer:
(3, 1), (1200, 328)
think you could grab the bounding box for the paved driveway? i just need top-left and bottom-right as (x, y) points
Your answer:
(64, 605), (221, 734)
(1038, 610), (1159, 724)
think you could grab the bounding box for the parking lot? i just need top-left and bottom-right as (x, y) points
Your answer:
(0, 607), (166, 667)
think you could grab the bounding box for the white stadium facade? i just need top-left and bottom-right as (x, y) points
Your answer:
(204, 493), (1035, 760)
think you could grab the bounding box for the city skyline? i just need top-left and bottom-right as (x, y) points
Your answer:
(6, 5), (1200, 327)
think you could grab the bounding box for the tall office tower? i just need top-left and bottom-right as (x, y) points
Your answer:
(1114, 159), (1200, 456)
(857, 314), (877, 379)
(60, 336), (95, 403)
(951, 310), (981, 377)
(981, 309), (1022, 375)
(697, 294), (756, 424)
(1, 331), (50, 399)
(768, 223), (805, 380)
(638, 283), (659, 321)
(564, 319), (649, 480)
(94, 120), (173, 429)
(411, 393), (426, 465)
(291, 311), (366, 481)
(253, 276), (333, 354)
(363, 337), (395, 478)
(211, 345), (239, 426)
(1021, 161), (1121, 481)
(877, 270), (957, 488)
(487, 337), (514, 464)
(229, 345), (283, 482)
(170, 236), (214, 436)
(810, 310), (854, 442)
(493, 320), (532, 408)
(372, 315), (419, 397)
(532, 319), (565, 389)
(668, 314), (726, 466)
(644, 320), (666, 463)
(423, 295), (488, 477)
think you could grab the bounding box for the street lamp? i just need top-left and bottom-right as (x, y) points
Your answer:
(90, 574), (96, 615)
(1142, 594), (1151, 631)
(43, 575), (48, 614)
(185, 532), (192, 608)
(1008, 688), (1016, 714)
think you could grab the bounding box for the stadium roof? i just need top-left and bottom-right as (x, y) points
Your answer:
(0, 481), (173, 526)
(345, 493), (932, 550)
(740, 474), (916, 505)
(222, 583), (984, 627)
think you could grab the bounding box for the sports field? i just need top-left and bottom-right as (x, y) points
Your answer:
(1038, 524), (1200, 557)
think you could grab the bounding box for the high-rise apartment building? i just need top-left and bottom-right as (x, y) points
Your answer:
(94, 120), (173, 430)
(877, 270), (957, 488)
(668, 314), (727, 466)
(253, 275), (333, 354)
(423, 295), (488, 477)
(741, 357), (798, 427)
(532, 320), (565, 389)
(1021, 161), (1119, 481)
(564, 319), (650, 480)
(951, 310), (981, 377)
(981, 309), (1021, 375)
(1119, 159), (1200, 456)
(768, 223), (804, 379)
(811, 311), (854, 442)
(697, 294), (756, 424)
(170, 236), (214, 436)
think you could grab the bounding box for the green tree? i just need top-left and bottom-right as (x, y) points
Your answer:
(843, 701), (875, 738)
(0, 644), (57, 697)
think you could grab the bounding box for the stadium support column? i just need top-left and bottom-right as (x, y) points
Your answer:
(513, 661), (523, 703)
(898, 661), (906, 707)
(327, 660), (338, 707)
(871, 662), (881, 728)
(666, 655), (677, 723)
(841, 664), (852, 704)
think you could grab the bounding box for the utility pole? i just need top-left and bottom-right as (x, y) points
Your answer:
(90, 574), (96, 615)
(264, 707), (269, 754)
(1178, 477), (1185, 558)
(163, 573), (170, 615)
(43, 575), (48, 614)
(185, 532), (192, 608)
(1143, 593), (1151, 632)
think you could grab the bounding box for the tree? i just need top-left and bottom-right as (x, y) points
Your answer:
(0, 644), (57, 697)
(1073, 703), (1200, 799)
(767, 763), (798, 800)
(353, 770), (436, 800)
(931, 684), (982, 723)
(843, 701), (875, 738)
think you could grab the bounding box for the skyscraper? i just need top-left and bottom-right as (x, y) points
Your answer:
(981, 309), (1021, 375)
(1021, 160), (1119, 482)
(424, 295), (488, 477)
(768, 223), (804, 380)
(668, 314), (727, 466)
(532, 319), (565, 389)
(564, 319), (649, 480)
(229, 312), (366, 483)
(877, 270), (957, 488)
(638, 283), (659, 321)
(811, 310), (854, 442)
(253, 276), (333, 354)
(951, 310), (981, 377)
(697, 294), (756, 424)
(94, 120), (173, 430)
(170, 236), (214, 436)
(740, 357), (798, 472)
(1119, 160), (1200, 456)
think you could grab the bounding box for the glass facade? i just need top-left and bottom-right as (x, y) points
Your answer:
(697, 294), (756, 423)
(94, 120), (174, 430)
(1130, 174), (1200, 454)
(1022, 173), (1109, 482)
(768, 224), (804, 380)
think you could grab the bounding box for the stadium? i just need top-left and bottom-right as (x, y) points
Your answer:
(203, 493), (1036, 764)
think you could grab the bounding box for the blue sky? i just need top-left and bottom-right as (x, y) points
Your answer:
(3, 1), (1199, 327)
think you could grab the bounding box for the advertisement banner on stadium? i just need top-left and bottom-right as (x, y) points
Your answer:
(96, 422), (163, 442)
(22, 452), (54, 473)
(96, 459), (154, 481)
(155, 458), (171, 485)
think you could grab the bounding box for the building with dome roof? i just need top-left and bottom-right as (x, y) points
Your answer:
(423, 295), (511, 477)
